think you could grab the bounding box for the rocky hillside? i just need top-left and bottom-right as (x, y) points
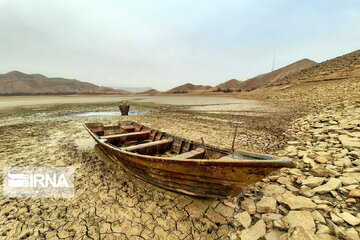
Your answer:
(167, 83), (212, 93)
(238, 59), (317, 91)
(268, 49), (360, 87)
(0, 71), (129, 95)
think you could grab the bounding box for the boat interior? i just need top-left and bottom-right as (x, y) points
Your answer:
(85, 121), (273, 160)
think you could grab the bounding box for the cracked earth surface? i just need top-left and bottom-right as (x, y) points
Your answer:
(1, 85), (359, 240)
(0, 99), (295, 239)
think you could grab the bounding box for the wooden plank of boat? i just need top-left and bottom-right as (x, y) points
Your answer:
(121, 139), (173, 155)
(84, 121), (296, 198)
(170, 148), (204, 159)
(100, 131), (149, 141)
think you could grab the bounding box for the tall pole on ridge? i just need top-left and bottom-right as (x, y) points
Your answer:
(271, 52), (276, 72)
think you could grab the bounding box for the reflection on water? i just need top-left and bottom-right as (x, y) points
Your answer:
(69, 111), (147, 117)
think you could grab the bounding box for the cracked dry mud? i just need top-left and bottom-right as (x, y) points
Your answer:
(0, 86), (359, 240)
(0, 99), (295, 240)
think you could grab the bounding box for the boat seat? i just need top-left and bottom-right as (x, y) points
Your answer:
(121, 126), (135, 132)
(220, 154), (249, 160)
(122, 139), (173, 155)
(171, 148), (205, 159)
(101, 131), (149, 142)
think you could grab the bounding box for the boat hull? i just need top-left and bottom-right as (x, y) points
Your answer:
(85, 125), (295, 198)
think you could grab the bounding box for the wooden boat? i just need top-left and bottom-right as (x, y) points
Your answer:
(84, 121), (295, 198)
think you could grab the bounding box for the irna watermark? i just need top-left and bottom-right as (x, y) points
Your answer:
(3, 167), (74, 198)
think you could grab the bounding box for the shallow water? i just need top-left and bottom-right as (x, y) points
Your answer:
(69, 111), (147, 117)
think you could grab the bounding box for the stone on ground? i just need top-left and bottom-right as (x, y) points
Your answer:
(337, 212), (360, 226)
(316, 224), (330, 234)
(311, 210), (326, 224)
(281, 226), (317, 240)
(315, 155), (330, 164)
(339, 135), (360, 148)
(340, 176), (359, 186)
(348, 189), (360, 198)
(345, 228), (360, 240)
(302, 177), (324, 188)
(256, 196), (277, 213)
(240, 198), (256, 215)
(276, 191), (316, 210)
(312, 178), (342, 194)
(330, 212), (344, 224)
(234, 211), (252, 228)
(263, 184), (286, 197)
(265, 229), (285, 240)
(239, 219), (266, 240)
(283, 211), (316, 233)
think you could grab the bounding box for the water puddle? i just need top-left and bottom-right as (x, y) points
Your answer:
(69, 111), (147, 117)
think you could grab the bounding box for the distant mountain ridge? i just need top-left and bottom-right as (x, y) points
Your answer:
(4, 49), (357, 96)
(113, 87), (152, 93)
(137, 88), (160, 95)
(166, 83), (212, 93)
(166, 58), (317, 93)
(0, 71), (129, 95)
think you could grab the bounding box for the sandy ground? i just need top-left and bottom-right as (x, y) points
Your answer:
(0, 95), (301, 239)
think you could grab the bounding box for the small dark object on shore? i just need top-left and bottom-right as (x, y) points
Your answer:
(119, 101), (130, 115)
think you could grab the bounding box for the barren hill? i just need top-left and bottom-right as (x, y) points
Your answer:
(165, 58), (316, 93)
(167, 83), (212, 93)
(0, 71), (129, 95)
(268, 49), (360, 87)
(115, 87), (152, 93)
(137, 88), (160, 95)
(238, 59), (317, 91)
(214, 79), (242, 91)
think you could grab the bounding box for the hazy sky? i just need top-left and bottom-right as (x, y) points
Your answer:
(0, 1), (359, 90)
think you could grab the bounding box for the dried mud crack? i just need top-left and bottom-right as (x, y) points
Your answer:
(0, 90), (359, 239)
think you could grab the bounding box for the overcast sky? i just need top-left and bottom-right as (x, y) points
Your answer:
(0, 1), (359, 90)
